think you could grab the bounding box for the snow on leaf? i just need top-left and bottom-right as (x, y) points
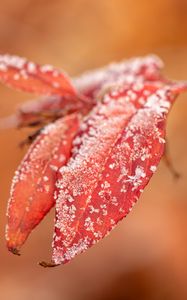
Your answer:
(73, 55), (164, 99)
(6, 113), (80, 254)
(51, 81), (187, 265)
(1, 54), (187, 267)
(15, 94), (92, 128)
(0, 55), (163, 129)
(0, 54), (77, 97)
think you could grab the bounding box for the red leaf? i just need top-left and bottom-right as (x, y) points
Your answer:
(51, 81), (187, 265)
(2, 54), (187, 266)
(6, 113), (80, 254)
(0, 54), (77, 97)
(16, 94), (92, 128)
(73, 55), (164, 98)
(0, 55), (162, 128)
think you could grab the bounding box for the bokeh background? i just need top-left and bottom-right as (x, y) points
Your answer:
(0, 1), (187, 299)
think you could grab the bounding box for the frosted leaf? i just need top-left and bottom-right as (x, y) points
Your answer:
(0, 54), (77, 97)
(2, 54), (187, 267)
(73, 55), (164, 99)
(51, 81), (186, 265)
(6, 114), (80, 253)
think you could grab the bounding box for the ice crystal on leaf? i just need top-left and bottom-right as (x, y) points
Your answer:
(1, 54), (186, 266)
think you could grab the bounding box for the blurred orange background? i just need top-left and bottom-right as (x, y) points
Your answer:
(0, 1), (187, 299)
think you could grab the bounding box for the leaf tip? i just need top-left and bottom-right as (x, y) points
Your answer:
(38, 261), (59, 268)
(8, 247), (21, 256)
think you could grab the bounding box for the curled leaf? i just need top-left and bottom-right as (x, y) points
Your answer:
(6, 113), (80, 254)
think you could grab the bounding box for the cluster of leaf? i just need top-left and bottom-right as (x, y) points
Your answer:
(0, 54), (186, 266)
